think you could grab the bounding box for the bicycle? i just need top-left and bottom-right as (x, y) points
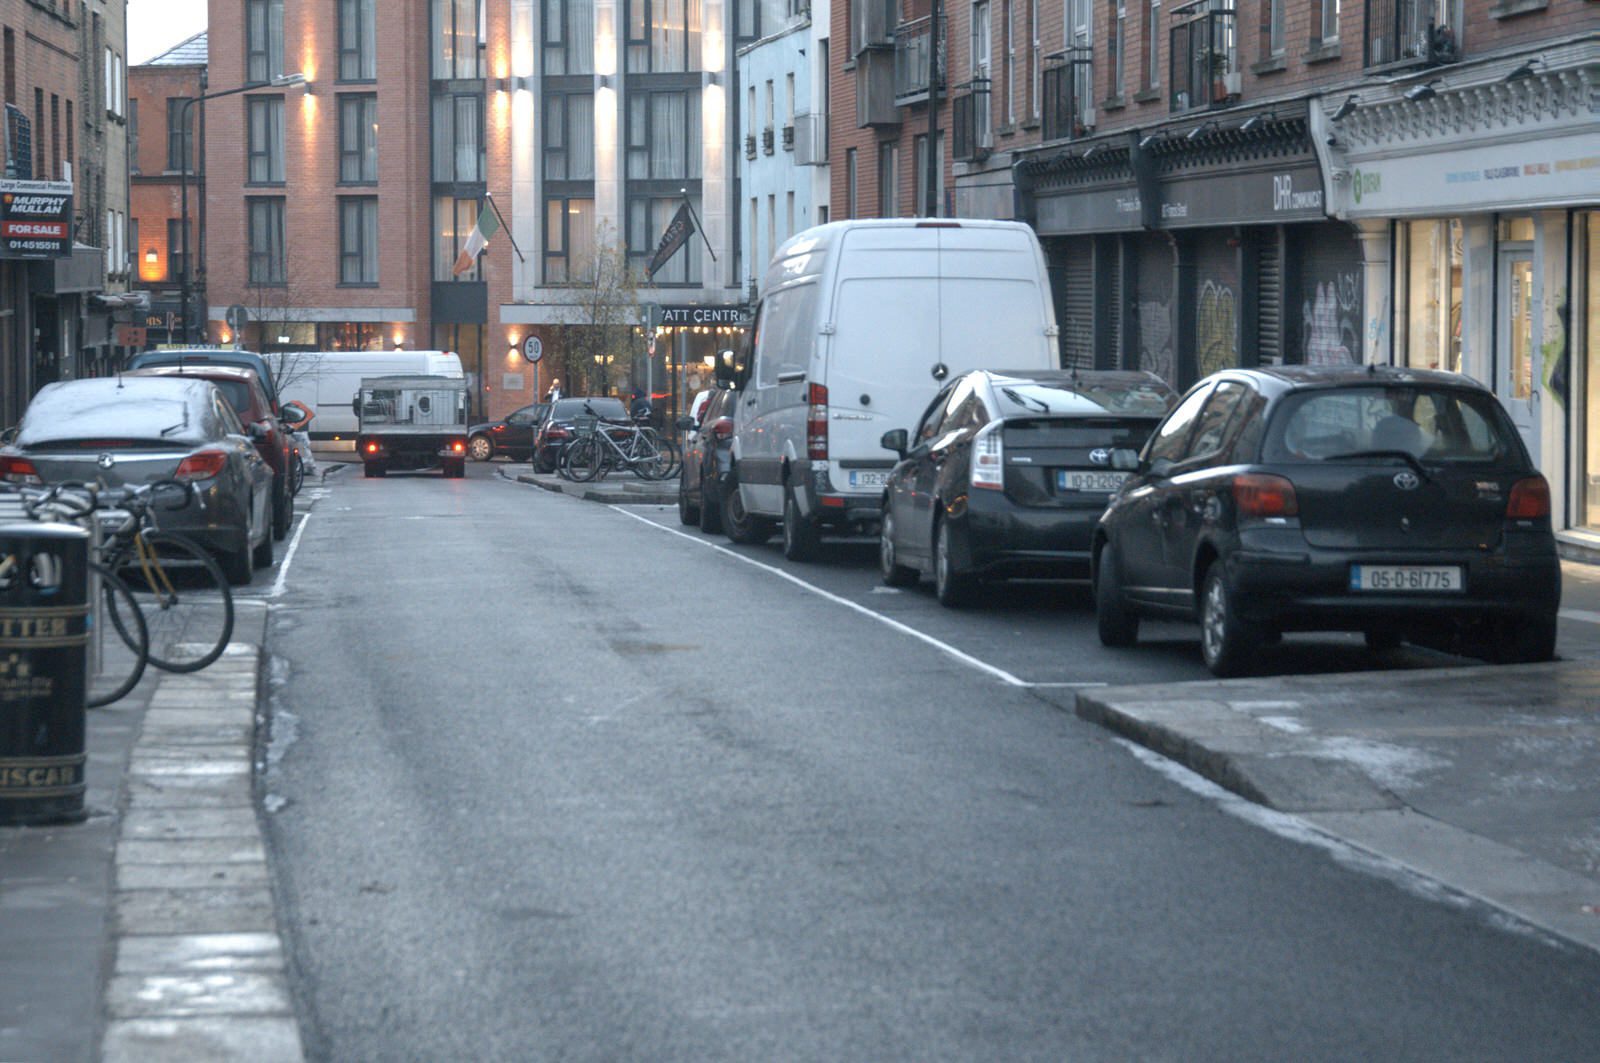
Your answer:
(560, 413), (679, 482)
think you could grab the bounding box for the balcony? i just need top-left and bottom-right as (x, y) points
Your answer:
(1169, 1), (1239, 112)
(894, 16), (947, 105)
(1042, 48), (1095, 141)
(1365, 0), (1461, 69)
(852, 0), (895, 56)
(952, 79), (992, 161)
(782, 124), (795, 150)
(744, 133), (757, 160)
(793, 112), (829, 165)
(856, 49), (900, 128)
(762, 127), (775, 154)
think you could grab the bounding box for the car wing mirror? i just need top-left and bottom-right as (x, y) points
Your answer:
(0, 426), (16, 445)
(1110, 448), (1141, 471)
(246, 422), (270, 441)
(881, 428), (908, 458)
(675, 416), (696, 431)
(712, 348), (738, 385)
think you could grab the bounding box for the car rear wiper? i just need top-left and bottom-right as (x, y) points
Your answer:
(1323, 449), (1432, 482)
(1000, 386), (1051, 414)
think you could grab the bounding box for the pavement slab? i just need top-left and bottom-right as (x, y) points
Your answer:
(102, 1016), (304, 1063)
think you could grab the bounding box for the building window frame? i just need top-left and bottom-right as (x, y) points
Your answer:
(626, 193), (702, 285)
(432, 92), (485, 184)
(246, 95), (285, 185)
(166, 217), (189, 282)
(877, 140), (897, 217)
(624, 0), (703, 74)
(338, 0), (378, 82)
(543, 194), (597, 285)
(625, 87), (701, 181)
(432, 0), (488, 80)
(247, 196), (287, 285)
(246, 0), (285, 85)
(338, 94), (379, 185)
(542, 91), (595, 181)
(543, 0), (596, 75)
(338, 196), (379, 285)
(436, 195), (485, 281)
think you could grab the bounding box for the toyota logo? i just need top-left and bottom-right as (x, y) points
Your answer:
(1089, 448), (1112, 466)
(97, 453), (116, 470)
(1393, 471), (1420, 491)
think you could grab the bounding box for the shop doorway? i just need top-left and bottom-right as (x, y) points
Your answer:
(1497, 243), (1538, 466)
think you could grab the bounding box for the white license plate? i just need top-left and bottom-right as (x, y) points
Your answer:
(1057, 470), (1129, 493)
(848, 470), (891, 488)
(1349, 565), (1464, 592)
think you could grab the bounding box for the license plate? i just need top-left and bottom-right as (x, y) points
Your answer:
(1349, 565), (1464, 592)
(1057, 470), (1129, 493)
(849, 470), (891, 488)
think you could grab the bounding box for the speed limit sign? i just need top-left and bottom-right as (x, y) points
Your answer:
(522, 335), (543, 363)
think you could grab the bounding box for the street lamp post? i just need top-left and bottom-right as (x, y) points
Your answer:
(178, 71), (308, 344)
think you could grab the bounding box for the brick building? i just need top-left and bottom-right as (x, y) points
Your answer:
(0, 0), (132, 427)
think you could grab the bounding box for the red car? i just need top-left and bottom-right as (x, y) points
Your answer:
(128, 365), (294, 540)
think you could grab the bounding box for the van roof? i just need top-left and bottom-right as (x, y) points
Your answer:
(765, 218), (1042, 289)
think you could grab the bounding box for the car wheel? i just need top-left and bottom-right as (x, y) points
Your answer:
(252, 525), (274, 569)
(1199, 563), (1260, 677)
(678, 477), (700, 526)
(289, 452), (305, 496)
(722, 471), (772, 545)
(879, 508), (919, 587)
(1364, 628), (1403, 653)
(933, 518), (976, 608)
(1094, 541), (1140, 647)
(782, 487), (821, 562)
(271, 475), (292, 540)
(468, 435), (494, 462)
(534, 447), (558, 474)
(699, 473), (724, 535)
(1490, 613), (1557, 664)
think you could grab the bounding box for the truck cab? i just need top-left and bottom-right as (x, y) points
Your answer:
(355, 375), (469, 478)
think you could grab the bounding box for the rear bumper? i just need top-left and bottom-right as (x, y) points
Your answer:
(358, 434), (466, 469)
(963, 493), (1101, 578)
(795, 464), (885, 530)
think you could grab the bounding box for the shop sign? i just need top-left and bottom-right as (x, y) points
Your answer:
(1159, 164), (1325, 227)
(659, 305), (747, 326)
(1335, 136), (1600, 217)
(0, 180), (73, 259)
(1034, 186), (1144, 236)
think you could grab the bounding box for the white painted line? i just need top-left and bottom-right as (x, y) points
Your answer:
(268, 510), (314, 600)
(612, 507), (1035, 687)
(1559, 608), (1600, 626)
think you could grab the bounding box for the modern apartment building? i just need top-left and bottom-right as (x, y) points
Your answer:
(0, 0), (132, 426)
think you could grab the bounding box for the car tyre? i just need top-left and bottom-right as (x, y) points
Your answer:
(534, 447), (558, 474)
(699, 472), (724, 535)
(933, 518), (976, 608)
(879, 508), (919, 587)
(1095, 541), (1140, 647)
(1199, 563), (1260, 678)
(468, 435), (494, 461)
(678, 478), (700, 526)
(1490, 613), (1557, 664)
(722, 470), (772, 545)
(782, 487), (821, 562)
(271, 475), (292, 540)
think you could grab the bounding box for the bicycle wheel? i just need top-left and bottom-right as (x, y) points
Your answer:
(290, 451), (306, 495)
(565, 435), (606, 482)
(111, 531), (234, 673)
(635, 436), (680, 480)
(90, 560), (148, 708)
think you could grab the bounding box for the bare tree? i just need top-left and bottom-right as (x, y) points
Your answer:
(239, 254), (328, 396)
(555, 226), (644, 396)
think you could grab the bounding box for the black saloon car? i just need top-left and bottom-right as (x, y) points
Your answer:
(533, 397), (630, 473)
(467, 402), (548, 462)
(1092, 366), (1561, 676)
(677, 387), (738, 533)
(878, 369), (1178, 606)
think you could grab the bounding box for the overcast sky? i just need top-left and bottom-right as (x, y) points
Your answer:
(128, 0), (208, 66)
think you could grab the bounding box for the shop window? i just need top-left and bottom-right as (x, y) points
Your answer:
(1580, 214), (1600, 529)
(1398, 219), (1463, 373)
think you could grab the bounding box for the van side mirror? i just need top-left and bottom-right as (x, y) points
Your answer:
(712, 348), (737, 385)
(675, 416), (695, 431)
(1110, 448), (1141, 471)
(881, 429), (908, 458)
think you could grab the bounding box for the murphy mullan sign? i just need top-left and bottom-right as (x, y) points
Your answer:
(0, 180), (73, 259)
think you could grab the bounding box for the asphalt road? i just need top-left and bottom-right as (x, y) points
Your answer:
(261, 462), (1600, 1061)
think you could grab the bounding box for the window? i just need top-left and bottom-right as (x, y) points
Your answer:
(128, 98), (138, 174)
(971, 1), (993, 147)
(167, 217), (190, 281)
(543, 0), (595, 75)
(1144, 384), (1211, 465)
(432, 94), (484, 183)
(1029, 0), (1041, 119)
(1398, 219), (1463, 373)
(543, 196), (596, 284)
(625, 89), (701, 180)
(1264, 0), (1284, 57)
(877, 141), (897, 217)
(754, 282), (816, 387)
(1144, 0), (1159, 88)
(627, 196), (701, 284)
(1109, 0), (1125, 98)
(339, 0), (377, 80)
(339, 198), (379, 284)
(542, 92), (595, 181)
(625, 0), (703, 74)
(247, 96), (285, 184)
(432, 0), (486, 79)
(913, 132), (943, 217)
(1316, 0), (1339, 44)
(166, 97), (194, 172)
(436, 196), (487, 281)
(129, 217), (138, 274)
(845, 147), (857, 219)
(105, 48), (124, 117)
(339, 95), (379, 183)
(247, 197), (286, 284)
(1003, 0), (1015, 125)
(246, 0), (285, 84)
(4, 28), (13, 106)
(1185, 381), (1248, 460)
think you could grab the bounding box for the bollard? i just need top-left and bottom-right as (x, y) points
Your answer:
(0, 521), (90, 826)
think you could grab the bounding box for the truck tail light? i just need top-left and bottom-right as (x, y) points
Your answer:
(1507, 475), (1550, 520)
(807, 383), (828, 460)
(174, 450), (229, 482)
(451, 440), (465, 454)
(1233, 473), (1299, 518)
(970, 421), (1004, 491)
(365, 442), (380, 454)
(0, 455), (41, 484)
(710, 417), (734, 440)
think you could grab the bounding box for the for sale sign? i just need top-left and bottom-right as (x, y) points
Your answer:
(0, 180), (73, 259)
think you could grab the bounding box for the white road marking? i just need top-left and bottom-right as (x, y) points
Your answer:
(268, 509), (314, 599)
(1559, 608), (1600, 625)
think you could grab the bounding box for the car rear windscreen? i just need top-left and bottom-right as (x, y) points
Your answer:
(1263, 386), (1524, 465)
(993, 380), (1174, 418)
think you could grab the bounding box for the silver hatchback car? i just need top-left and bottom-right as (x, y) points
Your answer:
(0, 376), (274, 584)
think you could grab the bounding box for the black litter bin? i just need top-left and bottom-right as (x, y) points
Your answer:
(0, 521), (89, 826)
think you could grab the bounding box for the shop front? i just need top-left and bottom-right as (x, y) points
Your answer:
(1016, 104), (1356, 389)
(1317, 44), (1600, 546)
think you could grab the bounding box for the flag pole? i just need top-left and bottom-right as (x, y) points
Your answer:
(484, 192), (525, 263)
(679, 188), (716, 262)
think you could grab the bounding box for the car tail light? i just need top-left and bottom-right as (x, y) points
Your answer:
(174, 450), (229, 482)
(0, 455), (41, 484)
(807, 383), (828, 460)
(970, 421), (1005, 491)
(451, 441), (465, 454)
(1233, 473), (1299, 518)
(710, 417), (734, 440)
(365, 442), (380, 454)
(1507, 475), (1550, 520)
(547, 427), (569, 441)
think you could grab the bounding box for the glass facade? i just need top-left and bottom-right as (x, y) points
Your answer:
(1398, 219), (1463, 373)
(1580, 214), (1600, 529)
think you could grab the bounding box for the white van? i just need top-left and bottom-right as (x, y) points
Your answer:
(719, 219), (1059, 559)
(276, 351), (464, 442)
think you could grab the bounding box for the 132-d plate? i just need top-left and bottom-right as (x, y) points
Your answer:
(1349, 565), (1464, 592)
(849, 470), (891, 488)
(1057, 470), (1128, 493)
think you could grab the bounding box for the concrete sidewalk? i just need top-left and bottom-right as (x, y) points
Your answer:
(507, 463), (679, 504)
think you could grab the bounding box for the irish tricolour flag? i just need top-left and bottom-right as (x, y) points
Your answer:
(451, 205), (499, 276)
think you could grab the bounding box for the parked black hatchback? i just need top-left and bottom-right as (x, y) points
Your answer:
(1092, 366), (1561, 676)
(878, 369), (1178, 606)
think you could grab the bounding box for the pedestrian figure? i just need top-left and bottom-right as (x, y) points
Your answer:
(546, 378), (562, 402)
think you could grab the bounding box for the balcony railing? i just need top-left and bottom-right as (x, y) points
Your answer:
(894, 16), (947, 104)
(762, 127), (775, 154)
(793, 112), (828, 165)
(744, 133), (757, 160)
(782, 124), (795, 150)
(1364, 0), (1461, 68)
(1169, 1), (1238, 112)
(952, 78), (992, 161)
(1042, 47), (1095, 140)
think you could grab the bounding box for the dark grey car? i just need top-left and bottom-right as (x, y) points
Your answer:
(0, 376), (274, 585)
